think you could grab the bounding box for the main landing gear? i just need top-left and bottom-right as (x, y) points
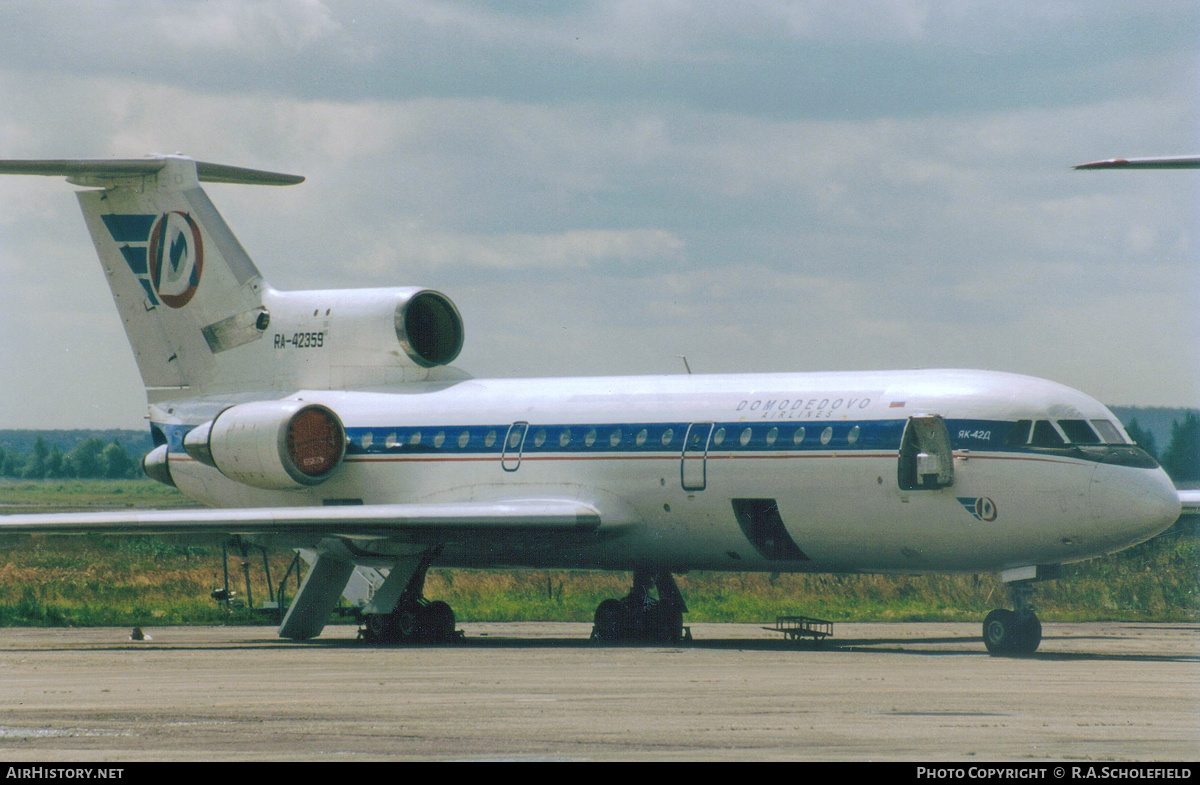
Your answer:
(982, 579), (1042, 656)
(358, 553), (460, 645)
(591, 569), (690, 644)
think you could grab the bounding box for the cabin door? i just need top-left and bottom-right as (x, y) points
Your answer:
(681, 422), (713, 491)
(502, 421), (528, 471)
(897, 415), (954, 490)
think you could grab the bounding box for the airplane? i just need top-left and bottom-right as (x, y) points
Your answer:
(1074, 156), (1200, 169)
(0, 154), (1190, 656)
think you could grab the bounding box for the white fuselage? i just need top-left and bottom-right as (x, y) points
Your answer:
(158, 367), (1181, 575)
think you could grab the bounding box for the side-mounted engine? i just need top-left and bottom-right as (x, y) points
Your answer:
(263, 285), (464, 375)
(183, 400), (346, 490)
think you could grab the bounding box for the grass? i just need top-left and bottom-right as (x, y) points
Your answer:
(0, 479), (1196, 626)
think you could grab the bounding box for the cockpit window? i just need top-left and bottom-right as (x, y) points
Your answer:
(1030, 420), (1066, 447)
(1090, 419), (1127, 444)
(1058, 420), (1101, 444)
(1006, 420), (1033, 446)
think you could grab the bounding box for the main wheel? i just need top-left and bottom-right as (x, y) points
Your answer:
(593, 599), (628, 643)
(648, 605), (684, 644)
(418, 600), (457, 643)
(363, 613), (395, 643)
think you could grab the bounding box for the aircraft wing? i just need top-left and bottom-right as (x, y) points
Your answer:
(0, 500), (603, 543)
(1178, 490), (1200, 516)
(1074, 157), (1200, 170)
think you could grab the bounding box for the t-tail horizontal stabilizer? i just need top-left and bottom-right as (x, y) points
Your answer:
(0, 157), (304, 185)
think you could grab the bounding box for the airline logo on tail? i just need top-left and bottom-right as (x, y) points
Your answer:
(101, 211), (204, 308)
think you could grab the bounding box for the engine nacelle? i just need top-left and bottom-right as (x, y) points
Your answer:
(263, 286), (465, 372)
(184, 401), (346, 490)
(394, 289), (465, 368)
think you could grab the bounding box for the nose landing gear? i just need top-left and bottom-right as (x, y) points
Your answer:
(983, 578), (1043, 656)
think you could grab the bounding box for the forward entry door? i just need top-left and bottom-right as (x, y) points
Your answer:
(897, 414), (954, 490)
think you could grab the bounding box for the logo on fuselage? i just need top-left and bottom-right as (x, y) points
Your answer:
(958, 496), (998, 522)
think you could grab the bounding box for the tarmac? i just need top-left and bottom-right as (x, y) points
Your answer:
(0, 621), (1194, 761)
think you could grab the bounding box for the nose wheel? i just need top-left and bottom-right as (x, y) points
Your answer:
(983, 580), (1042, 656)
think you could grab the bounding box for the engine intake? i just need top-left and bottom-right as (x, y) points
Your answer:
(184, 401), (346, 490)
(396, 290), (463, 367)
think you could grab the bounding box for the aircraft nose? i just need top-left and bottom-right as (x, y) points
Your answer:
(1089, 460), (1180, 548)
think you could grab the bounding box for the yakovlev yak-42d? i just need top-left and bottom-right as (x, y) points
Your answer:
(0, 155), (1190, 655)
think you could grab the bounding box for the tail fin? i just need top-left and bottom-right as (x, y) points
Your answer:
(0, 156), (302, 398)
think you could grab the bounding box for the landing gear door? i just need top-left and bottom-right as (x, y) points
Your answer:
(898, 414), (954, 490)
(681, 422), (713, 491)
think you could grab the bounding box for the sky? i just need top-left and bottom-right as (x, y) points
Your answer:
(0, 1), (1197, 429)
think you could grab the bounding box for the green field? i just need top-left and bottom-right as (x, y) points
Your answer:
(0, 479), (1196, 627)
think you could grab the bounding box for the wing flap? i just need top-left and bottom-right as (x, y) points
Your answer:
(0, 500), (602, 538)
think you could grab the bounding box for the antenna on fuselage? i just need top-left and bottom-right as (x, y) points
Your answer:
(677, 355), (693, 375)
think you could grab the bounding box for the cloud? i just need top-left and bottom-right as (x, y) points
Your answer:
(0, 2), (1196, 427)
(361, 225), (685, 275)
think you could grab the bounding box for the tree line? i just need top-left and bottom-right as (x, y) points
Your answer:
(1126, 411), (1200, 482)
(0, 437), (140, 480)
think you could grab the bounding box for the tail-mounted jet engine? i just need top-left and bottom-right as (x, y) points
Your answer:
(184, 401), (346, 490)
(263, 286), (465, 373)
(393, 289), (464, 368)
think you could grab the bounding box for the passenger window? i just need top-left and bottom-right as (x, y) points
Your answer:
(819, 427), (833, 445)
(609, 429), (622, 447)
(585, 429), (597, 447)
(636, 429), (648, 447)
(458, 431), (470, 448)
(1030, 420), (1065, 447)
(559, 429), (571, 447)
(739, 428), (752, 447)
(847, 425), (860, 445)
(433, 431), (445, 448)
(661, 428), (674, 447)
(484, 430), (496, 448)
(1058, 420), (1100, 444)
(766, 427), (778, 446)
(713, 428), (726, 446)
(409, 431), (422, 446)
(793, 427), (806, 445)
(532, 429), (546, 448)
